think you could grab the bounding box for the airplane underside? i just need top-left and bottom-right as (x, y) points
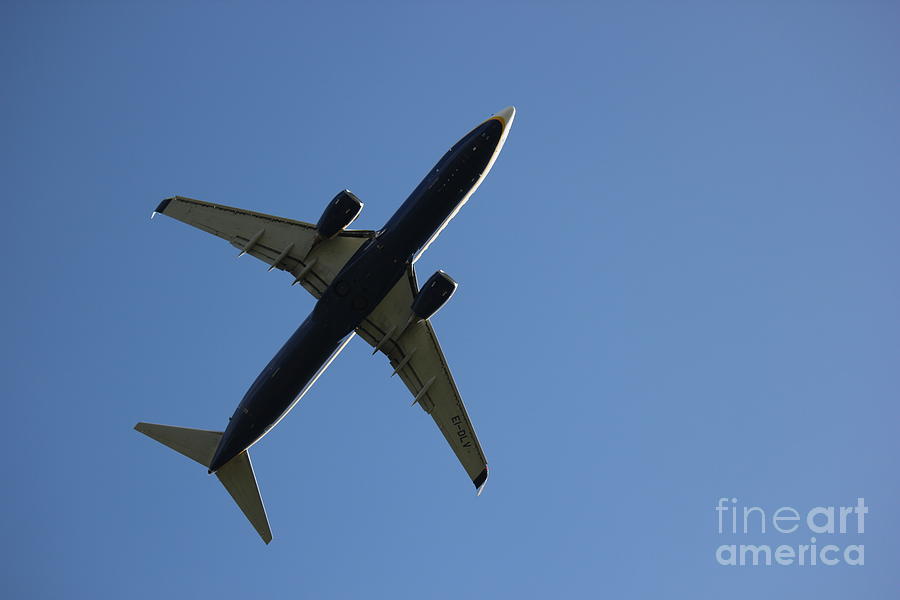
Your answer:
(136, 106), (515, 543)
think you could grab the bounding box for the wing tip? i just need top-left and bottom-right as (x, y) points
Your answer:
(154, 197), (173, 215)
(473, 467), (489, 496)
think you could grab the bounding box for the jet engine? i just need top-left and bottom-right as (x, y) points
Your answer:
(412, 270), (458, 320)
(316, 190), (363, 239)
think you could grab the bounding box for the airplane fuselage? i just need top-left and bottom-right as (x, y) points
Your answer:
(208, 115), (506, 472)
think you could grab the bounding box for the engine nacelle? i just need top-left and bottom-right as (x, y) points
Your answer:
(316, 190), (363, 239)
(412, 270), (458, 320)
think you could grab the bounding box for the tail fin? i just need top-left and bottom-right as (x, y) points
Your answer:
(134, 422), (273, 544)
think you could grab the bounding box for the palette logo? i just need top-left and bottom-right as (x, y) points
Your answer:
(714, 497), (866, 566)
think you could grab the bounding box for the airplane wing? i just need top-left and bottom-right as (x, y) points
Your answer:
(153, 196), (374, 298)
(357, 265), (489, 494)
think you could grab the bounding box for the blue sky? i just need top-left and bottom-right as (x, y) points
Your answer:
(3, 2), (898, 597)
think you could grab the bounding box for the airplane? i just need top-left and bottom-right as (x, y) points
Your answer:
(135, 106), (516, 543)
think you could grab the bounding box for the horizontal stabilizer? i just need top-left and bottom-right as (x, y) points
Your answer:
(134, 422), (222, 467)
(134, 422), (272, 544)
(216, 451), (272, 544)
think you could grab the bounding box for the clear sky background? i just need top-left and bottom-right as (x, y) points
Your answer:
(3, 2), (898, 598)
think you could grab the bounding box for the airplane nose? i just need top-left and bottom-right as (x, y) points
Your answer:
(494, 106), (516, 128)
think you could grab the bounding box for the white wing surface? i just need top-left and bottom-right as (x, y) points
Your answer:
(153, 196), (374, 298)
(356, 265), (489, 493)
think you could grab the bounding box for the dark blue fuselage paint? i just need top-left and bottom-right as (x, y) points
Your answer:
(208, 117), (504, 473)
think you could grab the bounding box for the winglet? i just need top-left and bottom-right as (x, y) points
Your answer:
(155, 197), (173, 215)
(473, 467), (489, 496)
